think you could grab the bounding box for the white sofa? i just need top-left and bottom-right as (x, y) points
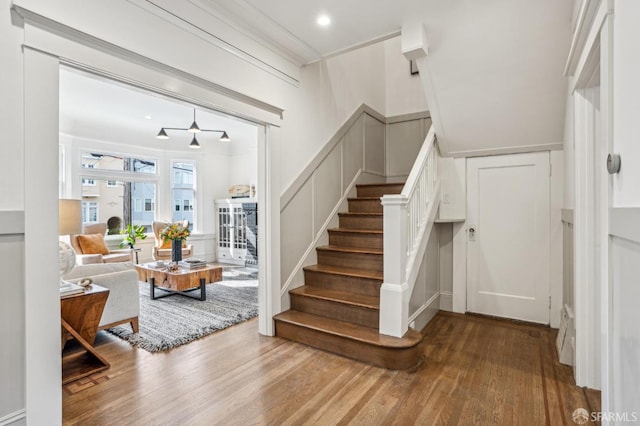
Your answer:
(63, 262), (140, 333)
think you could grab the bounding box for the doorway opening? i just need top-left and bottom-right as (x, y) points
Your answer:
(58, 66), (262, 358)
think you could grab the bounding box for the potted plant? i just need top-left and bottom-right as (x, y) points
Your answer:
(120, 224), (148, 248)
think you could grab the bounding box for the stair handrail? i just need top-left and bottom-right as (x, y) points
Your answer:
(379, 126), (440, 337)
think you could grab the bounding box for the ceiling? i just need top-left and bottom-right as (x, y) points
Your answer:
(200, 0), (573, 64)
(59, 67), (258, 156)
(200, 0), (573, 155)
(201, 0), (425, 60)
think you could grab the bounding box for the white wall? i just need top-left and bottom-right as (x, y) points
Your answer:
(1, 2), (434, 422)
(612, 1), (640, 207)
(279, 41), (387, 192)
(609, 0), (640, 414)
(384, 37), (428, 117)
(0, 0), (26, 421)
(0, 0), (24, 210)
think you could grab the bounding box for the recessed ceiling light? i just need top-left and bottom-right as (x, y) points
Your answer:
(317, 15), (331, 26)
(144, 115), (152, 120)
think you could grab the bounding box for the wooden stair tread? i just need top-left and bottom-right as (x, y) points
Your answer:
(290, 286), (379, 310)
(348, 197), (382, 201)
(328, 228), (383, 234)
(303, 264), (382, 280)
(274, 310), (421, 348)
(356, 183), (405, 188)
(338, 212), (382, 217)
(316, 245), (383, 255)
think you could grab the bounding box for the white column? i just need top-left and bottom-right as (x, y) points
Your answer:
(380, 194), (409, 337)
(23, 46), (62, 424)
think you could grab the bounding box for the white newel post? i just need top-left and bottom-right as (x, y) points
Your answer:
(380, 194), (410, 337)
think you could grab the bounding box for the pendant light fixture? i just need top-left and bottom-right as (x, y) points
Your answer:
(156, 108), (230, 148)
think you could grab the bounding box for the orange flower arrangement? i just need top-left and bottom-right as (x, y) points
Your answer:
(160, 221), (190, 241)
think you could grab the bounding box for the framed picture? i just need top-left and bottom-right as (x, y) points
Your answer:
(410, 59), (419, 75)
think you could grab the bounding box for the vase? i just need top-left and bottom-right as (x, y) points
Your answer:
(171, 239), (182, 262)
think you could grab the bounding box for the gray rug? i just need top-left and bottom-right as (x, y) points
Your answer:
(107, 280), (258, 352)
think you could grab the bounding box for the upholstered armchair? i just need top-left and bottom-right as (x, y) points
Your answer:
(152, 220), (193, 261)
(70, 223), (134, 265)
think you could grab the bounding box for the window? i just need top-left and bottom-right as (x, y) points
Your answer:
(82, 163), (95, 186)
(74, 152), (158, 231)
(82, 201), (98, 224)
(80, 152), (156, 174)
(172, 161), (196, 225)
(61, 150), (197, 232)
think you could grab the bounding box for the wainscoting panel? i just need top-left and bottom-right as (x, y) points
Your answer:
(0, 233), (25, 423)
(386, 115), (431, 179)
(409, 224), (440, 330)
(342, 116), (365, 191)
(364, 114), (385, 175)
(280, 179), (314, 287)
(610, 235), (640, 416)
(438, 224), (454, 311)
(313, 144), (342, 236)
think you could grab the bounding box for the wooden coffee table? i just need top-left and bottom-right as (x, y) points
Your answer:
(135, 264), (222, 301)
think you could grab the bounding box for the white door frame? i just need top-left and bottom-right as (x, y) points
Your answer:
(571, 2), (613, 394)
(19, 14), (282, 425)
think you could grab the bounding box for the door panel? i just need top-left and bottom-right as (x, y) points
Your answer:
(467, 152), (550, 324)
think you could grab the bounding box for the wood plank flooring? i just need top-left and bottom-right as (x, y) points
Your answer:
(63, 311), (600, 425)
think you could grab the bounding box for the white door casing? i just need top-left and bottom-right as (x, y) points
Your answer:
(467, 152), (550, 324)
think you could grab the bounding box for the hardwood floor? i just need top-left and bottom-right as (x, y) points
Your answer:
(63, 311), (600, 425)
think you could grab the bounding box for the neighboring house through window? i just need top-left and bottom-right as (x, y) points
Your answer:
(172, 160), (196, 227)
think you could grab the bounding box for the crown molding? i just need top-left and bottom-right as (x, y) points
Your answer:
(193, 0), (321, 65)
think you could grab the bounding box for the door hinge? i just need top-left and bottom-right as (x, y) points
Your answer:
(549, 296), (552, 310)
(549, 163), (552, 177)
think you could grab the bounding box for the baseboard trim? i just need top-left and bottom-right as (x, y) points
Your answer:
(0, 409), (26, 426)
(409, 292), (440, 331)
(439, 292), (453, 312)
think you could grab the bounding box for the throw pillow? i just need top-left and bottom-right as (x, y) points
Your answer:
(77, 233), (110, 255)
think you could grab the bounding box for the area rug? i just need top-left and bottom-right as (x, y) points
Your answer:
(107, 279), (258, 352)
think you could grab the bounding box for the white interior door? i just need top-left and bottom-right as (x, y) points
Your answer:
(467, 152), (550, 324)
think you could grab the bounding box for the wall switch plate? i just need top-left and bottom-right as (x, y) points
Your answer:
(442, 192), (451, 203)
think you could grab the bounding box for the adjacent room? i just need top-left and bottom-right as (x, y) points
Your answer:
(57, 67), (261, 368)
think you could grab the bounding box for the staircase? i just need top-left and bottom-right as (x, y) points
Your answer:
(274, 183), (423, 370)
